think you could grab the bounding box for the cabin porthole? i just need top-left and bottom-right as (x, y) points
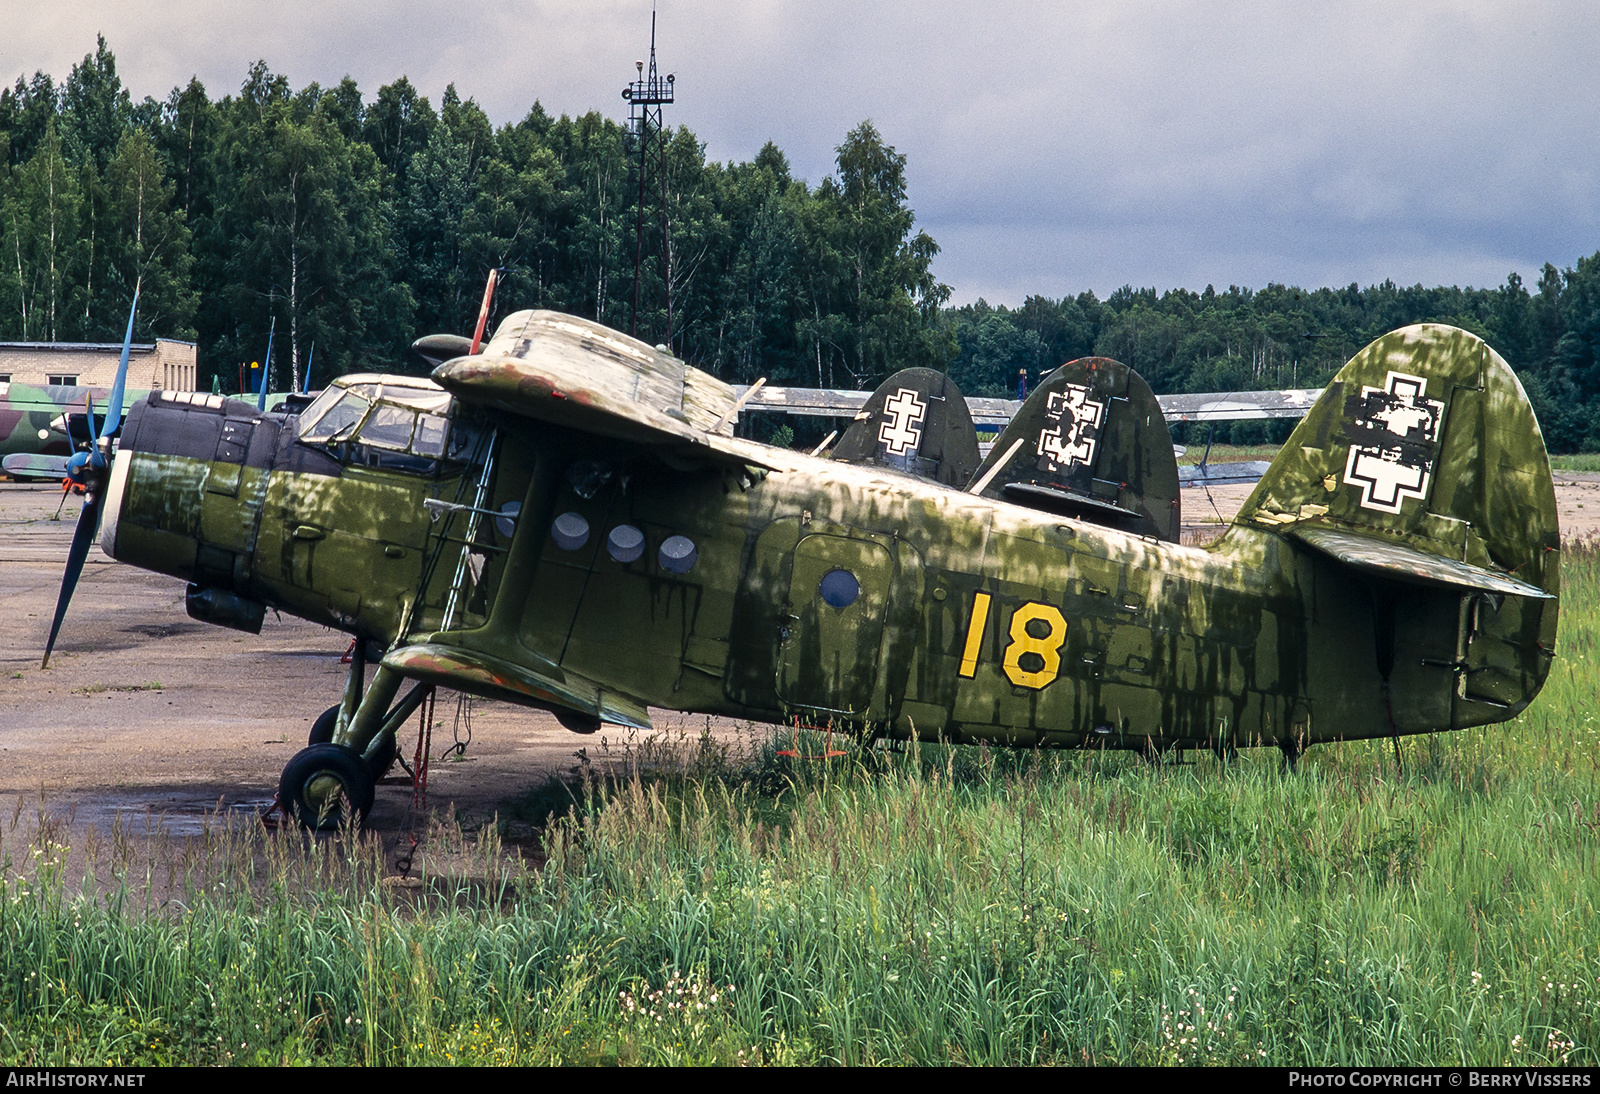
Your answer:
(607, 524), (645, 563)
(659, 535), (698, 574)
(551, 512), (589, 551)
(495, 501), (522, 539)
(818, 569), (860, 609)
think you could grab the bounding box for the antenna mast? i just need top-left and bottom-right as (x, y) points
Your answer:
(622, 5), (675, 342)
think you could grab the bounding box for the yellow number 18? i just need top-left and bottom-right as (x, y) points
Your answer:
(958, 593), (1068, 690)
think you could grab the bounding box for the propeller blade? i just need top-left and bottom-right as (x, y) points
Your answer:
(257, 315), (276, 412)
(469, 269), (499, 354)
(99, 289), (139, 442)
(41, 492), (104, 669)
(83, 392), (99, 468)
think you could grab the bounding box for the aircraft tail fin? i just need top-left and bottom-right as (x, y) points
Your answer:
(830, 367), (980, 486)
(1236, 324), (1558, 718)
(1236, 324), (1558, 596)
(968, 357), (1180, 541)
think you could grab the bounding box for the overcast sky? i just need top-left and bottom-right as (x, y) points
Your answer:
(5, 1), (1597, 306)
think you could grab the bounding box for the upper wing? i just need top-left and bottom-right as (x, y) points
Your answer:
(431, 310), (767, 467)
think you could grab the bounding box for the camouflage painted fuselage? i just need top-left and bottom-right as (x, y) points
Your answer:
(0, 383), (155, 459)
(103, 323), (1557, 752)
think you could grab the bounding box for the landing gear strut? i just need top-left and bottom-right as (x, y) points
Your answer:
(278, 638), (429, 829)
(309, 703), (398, 779)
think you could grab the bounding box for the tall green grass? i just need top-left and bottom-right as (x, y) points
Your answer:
(3, 550), (1599, 1065)
(1174, 443), (1282, 466)
(1551, 454), (1600, 473)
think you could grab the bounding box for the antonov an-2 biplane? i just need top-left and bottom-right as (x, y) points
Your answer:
(44, 308), (1558, 826)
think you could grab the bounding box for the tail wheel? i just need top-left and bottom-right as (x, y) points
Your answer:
(279, 744), (375, 830)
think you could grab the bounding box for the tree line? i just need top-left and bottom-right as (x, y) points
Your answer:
(3, 40), (1599, 450)
(948, 269), (1600, 450)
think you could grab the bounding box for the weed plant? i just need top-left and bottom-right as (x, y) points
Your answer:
(2, 549), (1599, 1065)
(1550, 454), (1600, 473)
(1174, 443), (1283, 466)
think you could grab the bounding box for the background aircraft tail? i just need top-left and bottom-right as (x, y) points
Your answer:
(968, 357), (1181, 541)
(831, 367), (980, 486)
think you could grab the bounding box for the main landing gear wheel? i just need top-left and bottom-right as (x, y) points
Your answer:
(279, 743), (375, 830)
(309, 704), (341, 745)
(307, 705), (399, 780)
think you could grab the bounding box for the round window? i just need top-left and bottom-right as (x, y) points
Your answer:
(659, 535), (698, 574)
(607, 524), (645, 563)
(818, 569), (860, 609)
(551, 512), (589, 551)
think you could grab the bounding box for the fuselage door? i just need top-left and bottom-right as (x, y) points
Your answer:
(776, 533), (894, 717)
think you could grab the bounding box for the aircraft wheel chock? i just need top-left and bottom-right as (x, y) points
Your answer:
(279, 744), (375, 830)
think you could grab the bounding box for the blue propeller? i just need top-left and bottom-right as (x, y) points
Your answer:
(42, 290), (139, 668)
(257, 315), (275, 412)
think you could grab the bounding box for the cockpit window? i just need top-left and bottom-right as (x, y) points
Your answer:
(292, 385), (346, 436)
(299, 390), (372, 443)
(296, 381), (450, 440)
(415, 414), (448, 457)
(295, 377), (469, 476)
(375, 385), (452, 415)
(357, 405), (417, 450)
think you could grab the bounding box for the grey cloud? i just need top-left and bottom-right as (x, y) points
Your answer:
(4, 0), (1598, 303)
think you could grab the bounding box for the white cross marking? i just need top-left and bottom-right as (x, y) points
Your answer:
(1343, 370), (1443, 513)
(878, 388), (927, 455)
(1347, 447), (1430, 510)
(1036, 384), (1104, 469)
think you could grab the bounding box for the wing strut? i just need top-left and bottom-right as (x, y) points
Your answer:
(441, 430), (502, 630)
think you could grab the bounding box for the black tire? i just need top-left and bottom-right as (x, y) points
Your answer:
(309, 704), (341, 745)
(279, 744), (375, 830)
(365, 733), (398, 780)
(310, 705), (397, 780)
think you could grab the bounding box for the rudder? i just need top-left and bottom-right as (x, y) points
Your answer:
(831, 367), (981, 487)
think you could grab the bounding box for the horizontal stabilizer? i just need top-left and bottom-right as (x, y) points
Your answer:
(2, 453), (70, 480)
(1178, 460), (1272, 486)
(1288, 526), (1553, 600)
(1001, 481), (1143, 521)
(383, 642), (653, 730)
